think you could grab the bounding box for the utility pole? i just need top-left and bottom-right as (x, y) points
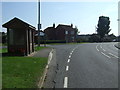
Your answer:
(38, 0), (41, 46)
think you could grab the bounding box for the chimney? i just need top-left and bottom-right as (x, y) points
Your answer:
(71, 23), (73, 28)
(53, 23), (55, 28)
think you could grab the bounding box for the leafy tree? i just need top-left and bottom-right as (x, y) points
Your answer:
(75, 26), (80, 34)
(89, 34), (100, 42)
(96, 16), (111, 41)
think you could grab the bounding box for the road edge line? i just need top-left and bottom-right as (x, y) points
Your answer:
(38, 48), (54, 88)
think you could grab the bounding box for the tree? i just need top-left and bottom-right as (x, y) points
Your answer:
(75, 26), (80, 35)
(96, 16), (111, 41)
(89, 34), (100, 42)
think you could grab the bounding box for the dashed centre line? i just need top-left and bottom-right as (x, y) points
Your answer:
(103, 48), (106, 51)
(70, 52), (73, 55)
(67, 59), (70, 63)
(100, 45), (102, 49)
(64, 77), (68, 88)
(64, 46), (79, 88)
(66, 66), (69, 71)
(69, 55), (71, 58)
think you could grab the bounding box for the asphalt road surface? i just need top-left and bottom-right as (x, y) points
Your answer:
(51, 42), (118, 88)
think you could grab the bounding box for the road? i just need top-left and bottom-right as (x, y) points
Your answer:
(50, 42), (118, 88)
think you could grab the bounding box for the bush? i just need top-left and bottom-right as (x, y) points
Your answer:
(36, 40), (66, 44)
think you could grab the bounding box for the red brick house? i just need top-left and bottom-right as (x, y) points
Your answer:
(44, 24), (78, 42)
(44, 24), (56, 40)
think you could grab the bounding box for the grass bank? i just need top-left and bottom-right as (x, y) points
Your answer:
(48, 42), (87, 45)
(0, 46), (46, 53)
(34, 46), (48, 51)
(0, 48), (7, 53)
(2, 57), (47, 88)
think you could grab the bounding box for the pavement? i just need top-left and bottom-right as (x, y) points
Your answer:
(31, 47), (52, 57)
(28, 47), (57, 88)
(42, 49), (57, 88)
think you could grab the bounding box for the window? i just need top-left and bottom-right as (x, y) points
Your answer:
(65, 31), (68, 34)
(71, 31), (74, 35)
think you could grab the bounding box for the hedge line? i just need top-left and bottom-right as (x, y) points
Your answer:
(36, 40), (66, 44)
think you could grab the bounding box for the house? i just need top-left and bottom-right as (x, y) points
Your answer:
(44, 24), (78, 42)
(44, 24), (56, 40)
(2, 17), (35, 56)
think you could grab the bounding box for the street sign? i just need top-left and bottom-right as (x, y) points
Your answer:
(38, 24), (41, 29)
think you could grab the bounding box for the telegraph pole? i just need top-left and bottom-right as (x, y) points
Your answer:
(38, 0), (41, 46)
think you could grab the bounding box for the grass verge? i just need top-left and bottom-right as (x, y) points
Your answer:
(2, 57), (47, 88)
(0, 43), (7, 46)
(0, 48), (7, 53)
(34, 46), (48, 51)
(0, 46), (46, 53)
(48, 42), (87, 45)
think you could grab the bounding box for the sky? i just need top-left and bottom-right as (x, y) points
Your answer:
(1, 1), (119, 36)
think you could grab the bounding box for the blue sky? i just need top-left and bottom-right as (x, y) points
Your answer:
(2, 1), (118, 36)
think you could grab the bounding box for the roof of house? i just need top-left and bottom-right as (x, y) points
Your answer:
(2, 17), (36, 30)
(45, 26), (55, 30)
(56, 24), (74, 31)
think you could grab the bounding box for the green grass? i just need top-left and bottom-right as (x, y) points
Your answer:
(0, 48), (7, 53)
(48, 42), (87, 45)
(0, 43), (7, 46)
(34, 46), (48, 51)
(2, 57), (48, 88)
(0, 46), (46, 53)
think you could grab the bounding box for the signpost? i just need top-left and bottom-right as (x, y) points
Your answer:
(38, 0), (41, 46)
(118, 1), (120, 36)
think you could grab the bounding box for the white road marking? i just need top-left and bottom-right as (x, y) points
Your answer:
(100, 45), (102, 49)
(70, 52), (73, 55)
(69, 55), (71, 58)
(67, 59), (70, 63)
(48, 50), (53, 65)
(64, 77), (68, 88)
(114, 45), (118, 50)
(71, 50), (74, 53)
(96, 45), (99, 51)
(103, 48), (106, 51)
(66, 66), (69, 71)
(101, 52), (111, 58)
(115, 47), (118, 50)
(109, 53), (119, 59)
